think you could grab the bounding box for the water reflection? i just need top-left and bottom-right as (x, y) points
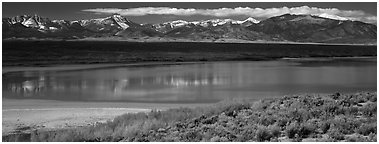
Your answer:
(3, 59), (377, 103)
(4, 71), (228, 102)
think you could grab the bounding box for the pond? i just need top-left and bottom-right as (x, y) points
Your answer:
(2, 58), (376, 103)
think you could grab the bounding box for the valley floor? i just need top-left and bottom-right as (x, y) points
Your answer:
(3, 40), (376, 67)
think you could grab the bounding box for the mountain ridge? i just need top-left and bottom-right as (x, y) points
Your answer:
(2, 14), (377, 44)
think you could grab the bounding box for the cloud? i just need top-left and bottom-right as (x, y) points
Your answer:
(82, 6), (377, 23)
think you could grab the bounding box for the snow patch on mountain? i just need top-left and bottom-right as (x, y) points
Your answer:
(112, 15), (130, 29)
(195, 19), (234, 27)
(191, 18), (259, 27)
(165, 20), (189, 28)
(10, 15), (50, 30)
(49, 27), (58, 30)
(71, 14), (132, 30)
(153, 17), (260, 31)
(317, 13), (349, 21)
(235, 17), (260, 24)
(22, 18), (38, 27)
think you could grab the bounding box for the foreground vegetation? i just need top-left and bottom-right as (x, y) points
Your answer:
(3, 40), (376, 66)
(3, 92), (377, 142)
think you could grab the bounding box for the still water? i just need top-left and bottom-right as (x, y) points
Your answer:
(3, 58), (376, 103)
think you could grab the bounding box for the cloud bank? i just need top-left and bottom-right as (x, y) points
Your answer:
(82, 6), (377, 23)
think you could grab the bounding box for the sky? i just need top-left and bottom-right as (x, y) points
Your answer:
(2, 2), (377, 24)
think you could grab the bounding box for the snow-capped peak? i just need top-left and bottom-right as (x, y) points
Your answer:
(73, 14), (131, 30)
(111, 13), (123, 18)
(169, 20), (189, 24)
(153, 20), (189, 30)
(110, 14), (130, 29)
(235, 17), (260, 24)
(190, 18), (259, 27)
(191, 19), (234, 27)
(153, 17), (260, 29)
(317, 13), (349, 21)
(7, 14), (50, 29)
(209, 19), (233, 26)
(245, 17), (260, 23)
(52, 19), (66, 24)
(165, 20), (189, 28)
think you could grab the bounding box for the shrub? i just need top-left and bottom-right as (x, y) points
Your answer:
(219, 136), (229, 142)
(319, 121), (331, 134)
(299, 122), (316, 138)
(356, 123), (377, 136)
(327, 128), (344, 141)
(368, 94), (377, 102)
(330, 93), (341, 100)
(258, 114), (276, 126)
(238, 126), (256, 141)
(123, 121), (145, 140)
(285, 121), (316, 140)
(345, 107), (359, 115)
(276, 117), (289, 127)
(223, 104), (250, 117)
(316, 134), (334, 142)
(287, 108), (312, 123)
(268, 124), (281, 138)
(210, 136), (221, 142)
(368, 133), (377, 142)
(285, 122), (299, 139)
(345, 134), (367, 142)
(323, 102), (340, 115)
(361, 103), (377, 117)
(250, 99), (272, 111)
(162, 131), (180, 142)
(255, 125), (272, 142)
(328, 115), (362, 135)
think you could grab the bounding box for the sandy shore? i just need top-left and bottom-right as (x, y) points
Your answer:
(2, 99), (209, 136)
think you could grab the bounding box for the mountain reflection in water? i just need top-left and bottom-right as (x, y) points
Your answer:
(5, 71), (228, 102)
(3, 59), (377, 103)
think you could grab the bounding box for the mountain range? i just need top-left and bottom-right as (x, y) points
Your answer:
(2, 14), (377, 44)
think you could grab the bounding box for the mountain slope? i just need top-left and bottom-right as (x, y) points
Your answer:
(153, 17), (260, 33)
(247, 14), (377, 43)
(3, 14), (161, 39)
(2, 14), (376, 44)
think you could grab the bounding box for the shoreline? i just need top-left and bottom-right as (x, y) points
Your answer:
(2, 98), (210, 136)
(2, 56), (376, 74)
(2, 61), (204, 74)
